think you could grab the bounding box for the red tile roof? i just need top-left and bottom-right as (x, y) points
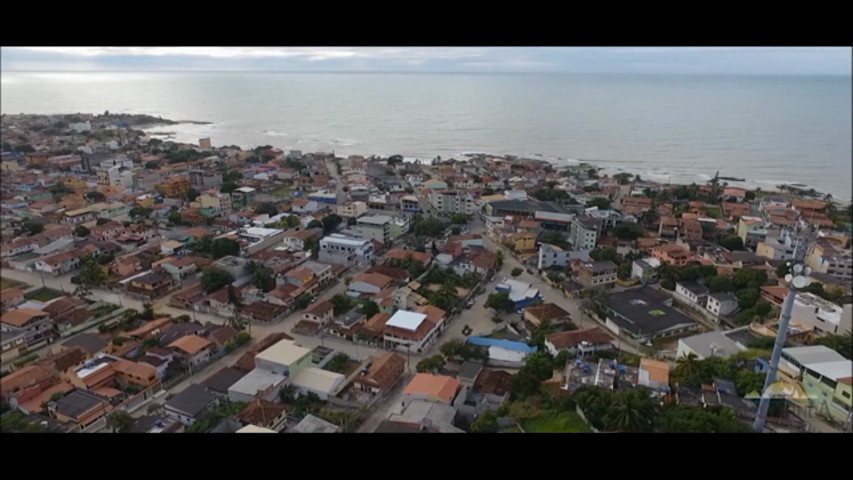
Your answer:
(355, 353), (406, 391)
(546, 327), (612, 350)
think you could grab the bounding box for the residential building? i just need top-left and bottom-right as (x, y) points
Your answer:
(337, 201), (368, 218)
(198, 190), (232, 218)
(637, 358), (670, 391)
(1, 308), (52, 347)
(291, 367), (346, 400)
(127, 270), (174, 299)
(495, 278), (542, 310)
(353, 352), (407, 395)
(347, 272), (394, 298)
(673, 281), (710, 310)
(381, 400), (463, 433)
(428, 189), (474, 216)
(604, 287), (699, 343)
(465, 337), (537, 368)
(252, 338), (314, 380)
(505, 231), (536, 253)
(164, 384), (219, 426)
(62, 207), (97, 225)
(318, 234), (374, 267)
(188, 169), (222, 189)
(568, 215), (601, 250)
(168, 335), (215, 367)
(651, 243), (691, 267)
(400, 195), (421, 214)
(291, 198), (321, 214)
(737, 216), (768, 248)
(538, 243), (591, 270)
(402, 374), (461, 406)
(355, 215), (392, 247)
(545, 327), (613, 357)
(383, 309), (441, 353)
(792, 293), (852, 336)
(49, 388), (112, 430)
(576, 261), (618, 289)
(239, 301), (289, 324)
(631, 257), (661, 281)
(760, 285), (788, 309)
(236, 398), (287, 431)
(329, 308), (367, 341)
(231, 187), (256, 210)
(200, 367), (249, 399)
(1, 330), (28, 364)
(705, 291), (739, 318)
(156, 176), (190, 199)
(800, 361), (852, 423)
(677, 331), (744, 360)
(289, 413), (341, 433)
(301, 300), (334, 326)
(523, 303), (571, 327)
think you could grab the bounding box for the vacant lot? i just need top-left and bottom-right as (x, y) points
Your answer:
(0, 278), (26, 290)
(23, 287), (64, 302)
(522, 411), (592, 433)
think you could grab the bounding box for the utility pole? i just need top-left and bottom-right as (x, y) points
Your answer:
(753, 227), (814, 433)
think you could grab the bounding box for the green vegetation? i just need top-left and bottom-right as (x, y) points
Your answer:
(84, 190), (105, 202)
(359, 300), (379, 319)
(485, 291), (514, 314)
(815, 331), (853, 360)
(192, 235), (240, 259)
(470, 410), (499, 432)
(24, 287), (63, 302)
(450, 213), (468, 224)
(185, 401), (247, 433)
(254, 203), (278, 216)
(522, 410), (592, 433)
(200, 267), (235, 293)
(325, 353), (351, 373)
(587, 197), (611, 210)
(511, 351), (555, 400)
(294, 293), (313, 310)
(386, 255), (427, 278)
(510, 267), (523, 277)
(589, 247), (618, 262)
(245, 261), (275, 292)
(321, 214), (343, 234)
(540, 231), (568, 248)
(439, 339), (487, 363)
(416, 355), (446, 373)
(106, 410), (135, 433)
(16, 219), (44, 236)
(13, 353), (39, 368)
(720, 236), (744, 251)
(330, 294), (356, 316)
(0, 411), (49, 433)
(412, 216), (447, 238)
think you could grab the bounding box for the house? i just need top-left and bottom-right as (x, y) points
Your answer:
(523, 303), (571, 328)
(347, 272), (393, 298)
(200, 367), (249, 399)
(402, 373), (462, 406)
(252, 338), (314, 380)
(569, 215), (601, 250)
(291, 367), (346, 400)
(289, 413), (342, 433)
(367, 265), (410, 283)
(167, 335), (215, 367)
(495, 278), (542, 310)
(164, 384), (219, 426)
(337, 201), (368, 218)
(0, 364), (59, 408)
(281, 229), (317, 252)
(380, 400), (464, 433)
(576, 260), (618, 289)
(228, 368), (289, 403)
(127, 270), (174, 299)
(155, 256), (211, 283)
(465, 337), (537, 368)
(125, 317), (173, 340)
(604, 287), (699, 343)
(61, 333), (110, 356)
(0, 288), (26, 312)
(674, 281), (710, 310)
(49, 388), (112, 430)
(236, 398), (287, 431)
(778, 346), (852, 422)
(302, 300), (334, 327)
(1, 308), (52, 348)
(206, 325), (239, 350)
(454, 368), (513, 418)
(638, 358), (670, 391)
(545, 327), (613, 357)
(677, 331), (744, 360)
(631, 257), (661, 281)
(240, 301), (290, 324)
(760, 285), (789, 308)
(651, 243), (691, 267)
(329, 308), (367, 341)
(352, 352), (407, 395)
(721, 188), (747, 203)
(383, 309), (441, 353)
(737, 216), (768, 248)
(505, 232), (536, 253)
(706, 292), (739, 319)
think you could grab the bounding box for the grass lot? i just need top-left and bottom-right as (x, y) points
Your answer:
(270, 186), (291, 197)
(339, 359), (362, 377)
(0, 278), (26, 290)
(522, 410), (592, 433)
(23, 287), (64, 302)
(487, 327), (511, 340)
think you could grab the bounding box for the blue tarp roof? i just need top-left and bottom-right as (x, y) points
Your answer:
(466, 336), (537, 353)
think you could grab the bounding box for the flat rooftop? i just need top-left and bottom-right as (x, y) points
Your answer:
(386, 310), (427, 331)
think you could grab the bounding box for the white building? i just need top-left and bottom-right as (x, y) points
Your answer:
(239, 227), (286, 255)
(537, 243), (591, 270)
(291, 367), (346, 400)
(792, 292), (852, 336)
(384, 310), (440, 353)
(705, 292), (739, 318)
(429, 190), (475, 216)
(568, 215), (600, 250)
(631, 257), (660, 281)
(677, 331), (744, 360)
(318, 234), (374, 267)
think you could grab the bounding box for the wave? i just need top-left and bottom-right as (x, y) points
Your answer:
(263, 130), (286, 137)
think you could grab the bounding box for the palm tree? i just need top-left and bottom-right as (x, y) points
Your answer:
(673, 352), (701, 384)
(604, 389), (658, 432)
(106, 410), (135, 433)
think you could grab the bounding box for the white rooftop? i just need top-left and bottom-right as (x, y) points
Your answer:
(235, 187), (256, 193)
(497, 278), (540, 303)
(236, 425), (277, 433)
(228, 368), (288, 396)
(386, 310), (427, 331)
(291, 366), (346, 394)
(805, 360), (853, 381)
(244, 227), (284, 237)
(782, 345), (846, 366)
(358, 215), (392, 225)
(254, 339), (313, 367)
(321, 234), (370, 247)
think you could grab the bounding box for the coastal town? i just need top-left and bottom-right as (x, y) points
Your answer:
(1, 112), (851, 434)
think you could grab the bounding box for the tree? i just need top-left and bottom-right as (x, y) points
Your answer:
(330, 294), (355, 316)
(201, 267), (234, 292)
(529, 319), (556, 350)
(359, 300), (379, 319)
(325, 353), (350, 373)
(17, 219), (44, 236)
(510, 267), (523, 277)
(657, 404), (750, 433)
(210, 238), (240, 259)
(613, 172), (634, 185)
(613, 225), (643, 241)
(106, 410), (135, 433)
(129, 206), (152, 221)
(412, 216), (447, 238)
(523, 351), (555, 382)
(589, 247), (618, 263)
(245, 261), (275, 292)
(485, 291), (514, 313)
(307, 219), (322, 229)
(294, 293), (313, 310)
(144, 161), (159, 170)
(470, 410), (499, 433)
(720, 236), (744, 251)
(416, 355), (446, 374)
(77, 259), (107, 287)
(220, 181), (239, 194)
(603, 388), (658, 432)
(707, 275), (733, 292)
(168, 211), (183, 225)
(186, 188), (200, 202)
(617, 262), (632, 280)
(735, 370), (766, 396)
(96, 217), (110, 226)
(451, 213), (468, 225)
(587, 197), (611, 210)
(553, 350), (572, 370)
(321, 214), (343, 234)
(84, 190), (105, 202)
(255, 203), (278, 216)
(540, 231), (568, 248)
(74, 224), (91, 237)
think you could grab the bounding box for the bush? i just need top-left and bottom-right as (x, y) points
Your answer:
(235, 332), (251, 346)
(661, 279), (675, 290)
(511, 268), (523, 277)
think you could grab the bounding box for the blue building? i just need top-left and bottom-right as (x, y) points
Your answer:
(466, 337), (537, 367)
(495, 278), (542, 310)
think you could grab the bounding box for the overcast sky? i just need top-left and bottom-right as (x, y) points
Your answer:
(1, 47), (850, 75)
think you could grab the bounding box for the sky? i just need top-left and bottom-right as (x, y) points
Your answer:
(1, 47), (850, 75)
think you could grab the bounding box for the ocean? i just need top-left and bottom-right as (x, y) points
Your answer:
(1, 71), (850, 200)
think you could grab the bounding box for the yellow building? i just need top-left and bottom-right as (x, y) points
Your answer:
(156, 177), (190, 198)
(506, 232), (536, 252)
(1, 160), (21, 171)
(63, 177), (88, 190)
